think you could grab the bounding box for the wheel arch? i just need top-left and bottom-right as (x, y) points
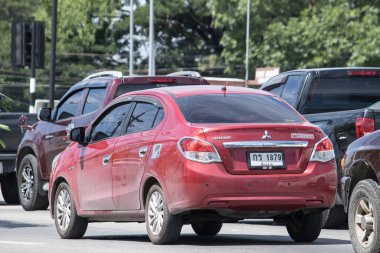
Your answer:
(49, 177), (69, 218)
(141, 177), (161, 209)
(348, 160), (378, 203)
(16, 146), (37, 174)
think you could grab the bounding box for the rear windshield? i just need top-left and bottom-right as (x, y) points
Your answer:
(303, 77), (380, 114)
(176, 94), (303, 123)
(115, 83), (195, 98)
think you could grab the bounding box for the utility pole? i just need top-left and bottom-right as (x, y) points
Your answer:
(148, 0), (155, 75)
(48, 0), (57, 109)
(29, 22), (36, 113)
(127, 0), (134, 76)
(245, 0), (251, 88)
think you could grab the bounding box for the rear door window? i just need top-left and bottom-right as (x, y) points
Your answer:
(176, 94), (303, 123)
(303, 77), (380, 114)
(83, 88), (106, 115)
(265, 84), (284, 96)
(281, 75), (302, 106)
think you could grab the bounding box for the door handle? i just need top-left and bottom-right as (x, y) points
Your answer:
(139, 147), (148, 158)
(45, 135), (54, 140)
(103, 155), (111, 166)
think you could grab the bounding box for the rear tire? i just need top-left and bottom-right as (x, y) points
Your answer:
(54, 182), (88, 239)
(286, 211), (323, 242)
(17, 154), (48, 211)
(1, 173), (20, 204)
(145, 184), (183, 244)
(191, 221), (223, 236)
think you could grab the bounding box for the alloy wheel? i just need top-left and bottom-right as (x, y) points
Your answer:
(147, 191), (164, 236)
(354, 197), (375, 248)
(56, 188), (72, 232)
(20, 165), (34, 201)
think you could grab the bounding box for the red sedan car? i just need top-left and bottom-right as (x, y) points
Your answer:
(49, 85), (337, 244)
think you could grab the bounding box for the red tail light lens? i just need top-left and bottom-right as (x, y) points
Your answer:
(310, 137), (335, 162)
(356, 117), (375, 138)
(347, 70), (380, 76)
(178, 137), (222, 163)
(148, 77), (176, 83)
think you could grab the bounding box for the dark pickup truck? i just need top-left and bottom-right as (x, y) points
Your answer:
(261, 67), (380, 228)
(0, 94), (37, 204)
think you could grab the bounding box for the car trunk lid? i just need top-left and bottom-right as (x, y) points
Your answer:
(198, 123), (323, 175)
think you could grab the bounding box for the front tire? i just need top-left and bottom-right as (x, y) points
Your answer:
(1, 173), (20, 204)
(54, 182), (88, 239)
(17, 154), (48, 210)
(145, 184), (183, 244)
(191, 221), (223, 236)
(348, 179), (380, 253)
(286, 211), (323, 242)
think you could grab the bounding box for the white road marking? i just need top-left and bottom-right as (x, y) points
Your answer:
(0, 241), (44, 245)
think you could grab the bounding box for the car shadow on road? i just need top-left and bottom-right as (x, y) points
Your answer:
(240, 220), (349, 230)
(0, 200), (19, 206)
(0, 220), (49, 229)
(83, 233), (351, 246)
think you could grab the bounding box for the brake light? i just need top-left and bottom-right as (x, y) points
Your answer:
(148, 77), (176, 83)
(355, 117), (375, 138)
(178, 137), (222, 163)
(347, 70), (380, 77)
(310, 137), (335, 162)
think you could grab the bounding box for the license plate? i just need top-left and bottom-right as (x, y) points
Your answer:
(247, 152), (285, 169)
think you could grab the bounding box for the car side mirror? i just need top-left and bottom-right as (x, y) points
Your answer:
(70, 127), (86, 146)
(38, 108), (51, 122)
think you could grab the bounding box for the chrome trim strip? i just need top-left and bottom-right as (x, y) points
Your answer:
(223, 141), (308, 148)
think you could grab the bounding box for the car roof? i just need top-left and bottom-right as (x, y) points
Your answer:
(118, 85), (271, 99)
(261, 67), (380, 89)
(281, 67), (380, 74)
(65, 75), (209, 94)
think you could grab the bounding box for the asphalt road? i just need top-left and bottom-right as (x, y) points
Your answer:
(0, 191), (354, 253)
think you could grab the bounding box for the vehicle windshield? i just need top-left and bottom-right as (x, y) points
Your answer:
(303, 77), (380, 114)
(176, 93), (303, 123)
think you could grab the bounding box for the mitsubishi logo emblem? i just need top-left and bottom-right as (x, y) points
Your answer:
(262, 130), (271, 140)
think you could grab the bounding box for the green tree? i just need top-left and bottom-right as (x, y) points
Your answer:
(210, 0), (380, 74)
(258, 1), (380, 70)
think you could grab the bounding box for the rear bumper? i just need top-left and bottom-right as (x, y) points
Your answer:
(165, 160), (337, 216)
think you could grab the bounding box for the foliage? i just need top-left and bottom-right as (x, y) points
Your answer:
(210, 0), (380, 74)
(0, 123), (10, 149)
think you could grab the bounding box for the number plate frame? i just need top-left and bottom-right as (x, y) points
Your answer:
(246, 151), (286, 170)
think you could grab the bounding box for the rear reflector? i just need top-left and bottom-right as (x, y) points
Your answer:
(310, 137), (335, 162)
(178, 137), (222, 163)
(355, 117), (375, 138)
(148, 77), (176, 83)
(347, 70), (380, 77)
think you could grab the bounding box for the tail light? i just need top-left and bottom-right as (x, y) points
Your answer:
(356, 117), (375, 138)
(148, 77), (176, 83)
(178, 137), (222, 163)
(310, 137), (335, 162)
(347, 70), (380, 76)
